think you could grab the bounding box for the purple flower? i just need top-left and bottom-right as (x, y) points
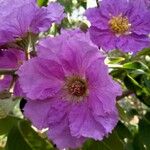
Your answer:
(85, 0), (150, 53)
(0, 49), (25, 96)
(18, 30), (122, 149)
(0, 0), (65, 45)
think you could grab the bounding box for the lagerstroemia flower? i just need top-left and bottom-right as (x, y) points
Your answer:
(0, 0), (65, 45)
(85, 0), (150, 53)
(0, 49), (25, 96)
(18, 30), (122, 149)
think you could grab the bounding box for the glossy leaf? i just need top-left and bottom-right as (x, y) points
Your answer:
(37, 0), (48, 6)
(5, 124), (32, 150)
(5, 120), (54, 150)
(124, 74), (142, 91)
(0, 116), (20, 135)
(138, 114), (150, 149)
(116, 122), (133, 141)
(123, 61), (149, 70)
(19, 121), (53, 150)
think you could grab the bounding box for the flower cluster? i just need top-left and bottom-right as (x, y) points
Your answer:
(0, 0), (65, 46)
(0, 0), (150, 149)
(0, 0), (65, 96)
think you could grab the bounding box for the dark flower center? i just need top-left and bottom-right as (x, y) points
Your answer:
(108, 14), (131, 35)
(66, 76), (87, 97)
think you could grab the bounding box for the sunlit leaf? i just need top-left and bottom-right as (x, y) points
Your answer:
(37, 0), (48, 6)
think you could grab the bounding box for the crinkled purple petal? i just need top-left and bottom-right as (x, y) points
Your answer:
(85, 8), (109, 30)
(46, 2), (65, 24)
(0, 0), (36, 18)
(24, 100), (51, 129)
(0, 49), (24, 69)
(89, 27), (117, 51)
(47, 99), (85, 149)
(69, 101), (106, 140)
(144, 0), (150, 8)
(18, 57), (65, 100)
(37, 29), (96, 60)
(117, 34), (150, 53)
(0, 75), (12, 92)
(88, 92), (118, 134)
(37, 29), (102, 75)
(99, 0), (129, 17)
(14, 80), (24, 97)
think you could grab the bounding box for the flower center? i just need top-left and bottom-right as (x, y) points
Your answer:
(66, 76), (87, 97)
(108, 14), (130, 34)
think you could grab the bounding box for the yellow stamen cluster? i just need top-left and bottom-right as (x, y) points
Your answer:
(108, 14), (130, 35)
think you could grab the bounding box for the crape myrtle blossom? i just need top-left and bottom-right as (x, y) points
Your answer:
(85, 0), (150, 53)
(0, 0), (65, 46)
(18, 30), (122, 149)
(0, 49), (25, 96)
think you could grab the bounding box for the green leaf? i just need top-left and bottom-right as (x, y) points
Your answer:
(133, 134), (146, 150)
(76, 0), (87, 9)
(133, 48), (150, 59)
(19, 121), (53, 150)
(5, 123), (32, 150)
(57, 0), (73, 14)
(124, 142), (134, 150)
(83, 140), (111, 150)
(37, 0), (48, 6)
(138, 115), (150, 149)
(83, 129), (124, 150)
(0, 116), (20, 135)
(116, 122), (133, 140)
(5, 120), (53, 150)
(123, 61), (149, 70)
(124, 74), (142, 91)
(103, 130), (124, 150)
(136, 92), (150, 106)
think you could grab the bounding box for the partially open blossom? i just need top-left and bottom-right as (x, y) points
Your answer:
(0, 0), (65, 46)
(0, 49), (25, 96)
(85, 0), (150, 53)
(18, 30), (122, 149)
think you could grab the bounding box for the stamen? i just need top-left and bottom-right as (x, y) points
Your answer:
(66, 76), (87, 97)
(108, 14), (131, 35)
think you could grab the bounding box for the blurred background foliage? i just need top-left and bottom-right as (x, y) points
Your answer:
(0, 0), (150, 150)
